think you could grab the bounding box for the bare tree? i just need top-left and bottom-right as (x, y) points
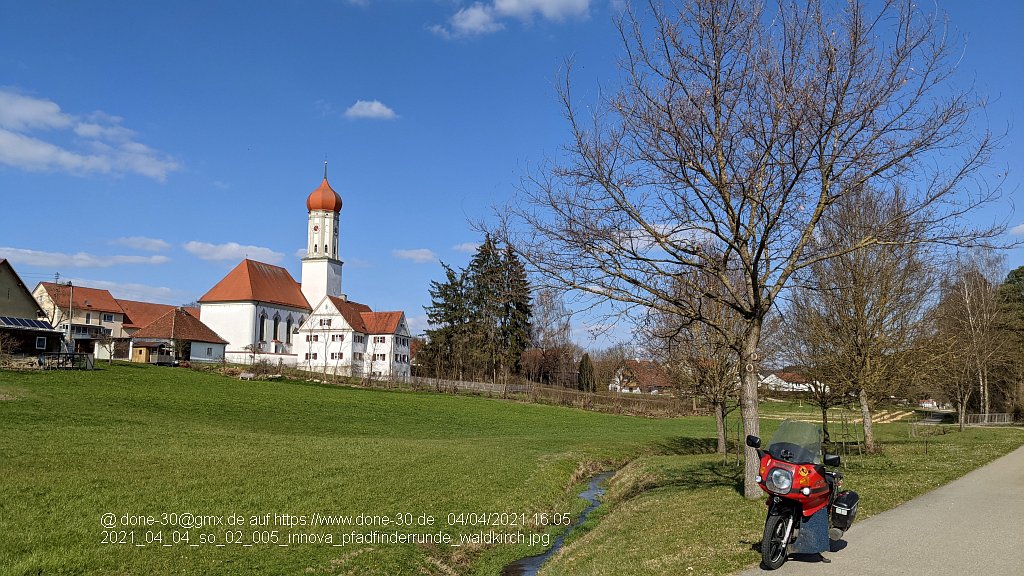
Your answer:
(502, 0), (1002, 497)
(646, 269), (740, 453)
(931, 252), (1006, 424)
(782, 188), (932, 451)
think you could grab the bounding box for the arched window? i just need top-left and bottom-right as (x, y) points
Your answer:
(325, 243), (329, 254)
(286, 317), (293, 344)
(273, 315), (281, 341)
(259, 312), (267, 341)
(314, 244), (318, 254)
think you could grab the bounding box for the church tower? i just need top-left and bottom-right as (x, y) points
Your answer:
(301, 163), (344, 307)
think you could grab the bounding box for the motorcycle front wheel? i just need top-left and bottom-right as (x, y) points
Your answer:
(761, 512), (791, 570)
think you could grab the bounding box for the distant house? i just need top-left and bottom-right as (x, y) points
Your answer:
(610, 360), (675, 395)
(760, 371), (815, 393)
(33, 282), (129, 358)
(129, 307), (228, 364)
(0, 259), (62, 355)
(118, 299), (201, 337)
(295, 295), (412, 379)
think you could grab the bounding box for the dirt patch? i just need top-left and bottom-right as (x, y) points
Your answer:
(0, 393), (17, 401)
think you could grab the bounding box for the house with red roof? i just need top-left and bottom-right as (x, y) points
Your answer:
(297, 295), (411, 379)
(610, 359), (676, 395)
(130, 307), (228, 364)
(197, 168), (410, 375)
(33, 281), (130, 356)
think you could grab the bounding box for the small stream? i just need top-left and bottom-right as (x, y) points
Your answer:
(500, 471), (614, 576)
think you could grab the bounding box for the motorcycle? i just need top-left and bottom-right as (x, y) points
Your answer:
(745, 420), (859, 569)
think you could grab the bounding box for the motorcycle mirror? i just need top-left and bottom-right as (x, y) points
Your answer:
(745, 435), (761, 449)
(824, 453), (841, 467)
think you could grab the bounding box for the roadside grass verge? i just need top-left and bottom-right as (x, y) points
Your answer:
(0, 363), (707, 576)
(539, 420), (1024, 576)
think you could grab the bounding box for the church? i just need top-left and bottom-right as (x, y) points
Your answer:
(198, 167), (412, 379)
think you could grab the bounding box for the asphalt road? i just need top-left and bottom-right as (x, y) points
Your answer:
(735, 443), (1024, 576)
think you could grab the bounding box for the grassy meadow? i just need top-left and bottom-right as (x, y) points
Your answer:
(1, 363), (1021, 576)
(0, 363), (699, 575)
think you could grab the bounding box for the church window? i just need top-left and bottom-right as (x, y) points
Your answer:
(273, 315), (280, 340)
(259, 313), (267, 341)
(314, 244), (318, 254)
(286, 318), (293, 344)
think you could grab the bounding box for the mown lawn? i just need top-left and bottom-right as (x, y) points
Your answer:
(0, 363), (704, 575)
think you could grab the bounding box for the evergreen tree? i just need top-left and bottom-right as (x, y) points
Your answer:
(420, 236), (533, 382)
(500, 244), (532, 378)
(577, 353), (595, 392)
(421, 264), (469, 379)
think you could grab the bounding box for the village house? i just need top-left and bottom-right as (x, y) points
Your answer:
(0, 259), (61, 356)
(33, 282), (130, 358)
(609, 359), (675, 395)
(130, 307), (227, 364)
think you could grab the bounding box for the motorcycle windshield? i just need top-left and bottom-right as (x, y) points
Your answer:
(766, 419), (822, 464)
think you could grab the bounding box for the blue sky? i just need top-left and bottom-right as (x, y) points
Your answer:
(1, 0), (1021, 347)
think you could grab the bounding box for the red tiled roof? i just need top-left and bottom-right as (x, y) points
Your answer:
(361, 311), (404, 335)
(38, 282), (125, 314)
(117, 299), (199, 329)
(773, 372), (809, 384)
(132, 307), (228, 344)
(622, 359), (674, 390)
(327, 296), (372, 333)
(199, 259), (310, 310)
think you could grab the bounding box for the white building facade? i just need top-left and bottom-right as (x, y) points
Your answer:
(295, 296), (412, 379)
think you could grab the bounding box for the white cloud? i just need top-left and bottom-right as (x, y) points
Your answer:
(64, 278), (183, 304)
(0, 246), (169, 268)
(344, 100), (398, 120)
(432, 0), (589, 38)
(1010, 223), (1024, 236)
(184, 241), (284, 264)
(0, 88), (179, 181)
(110, 236), (171, 252)
(453, 242), (480, 253)
(393, 248), (438, 263)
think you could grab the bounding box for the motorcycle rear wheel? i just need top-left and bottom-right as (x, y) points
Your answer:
(761, 512), (791, 570)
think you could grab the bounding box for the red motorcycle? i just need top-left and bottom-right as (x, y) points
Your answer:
(745, 420), (859, 569)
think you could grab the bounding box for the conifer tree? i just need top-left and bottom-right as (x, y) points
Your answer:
(577, 353), (595, 392)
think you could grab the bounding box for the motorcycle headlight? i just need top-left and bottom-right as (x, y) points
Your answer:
(766, 468), (793, 494)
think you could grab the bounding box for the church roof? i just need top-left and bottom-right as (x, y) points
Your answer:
(306, 177), (343, 212)
(38, 282), (125, 314)
(132, 307), (228, 344)
(361, 311), (404, 335)
(199, 259), (311, 310)
(118, 299), (200, 329)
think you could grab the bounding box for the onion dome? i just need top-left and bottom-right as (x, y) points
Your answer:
(306, 177), (342, 212)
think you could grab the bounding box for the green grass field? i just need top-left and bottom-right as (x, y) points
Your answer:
(1, 364), (1021, 576)
(0, 363), (701, 575)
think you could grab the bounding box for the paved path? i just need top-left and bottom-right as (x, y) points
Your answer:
(736, 444), (1024, 576)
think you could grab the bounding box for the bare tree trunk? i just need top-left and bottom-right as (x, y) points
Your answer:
(714, 401), (727, 454)
(859, 388), (876, 453)
(740, 332), (761, 499)
(821, 407), (830, 444)
(980, 367), (990, 422)
(957, 401), (967, 431)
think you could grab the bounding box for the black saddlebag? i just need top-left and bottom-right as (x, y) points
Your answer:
(831, 490), (859, 531)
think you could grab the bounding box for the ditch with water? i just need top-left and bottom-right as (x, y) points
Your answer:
(500, 471), (614, 576)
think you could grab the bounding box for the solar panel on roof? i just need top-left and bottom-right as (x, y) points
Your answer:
(15, 318), (30, 327)
(0, 317), (11, 326)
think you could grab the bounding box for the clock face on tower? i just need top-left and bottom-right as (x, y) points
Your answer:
(313, 225), (319, 232)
